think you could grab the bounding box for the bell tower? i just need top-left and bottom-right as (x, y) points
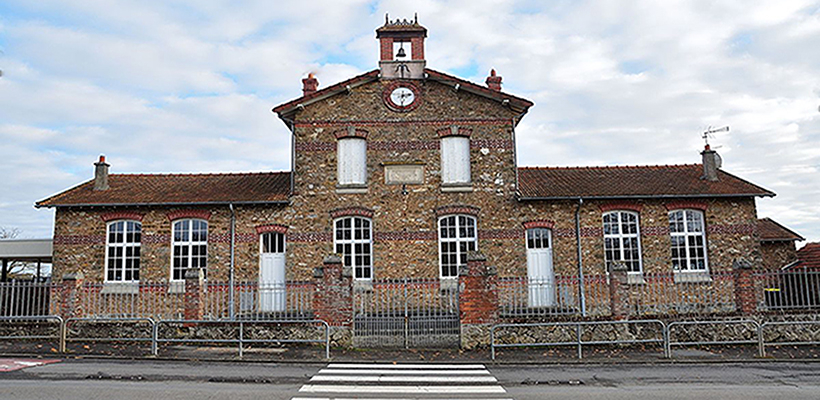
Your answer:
(377, 14), (427, 79)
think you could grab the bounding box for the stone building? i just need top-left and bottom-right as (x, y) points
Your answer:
(37, 18), (782, 317)
(757, 217), (804, 269)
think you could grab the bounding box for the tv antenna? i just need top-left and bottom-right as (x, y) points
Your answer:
(702, 126), (728, 147)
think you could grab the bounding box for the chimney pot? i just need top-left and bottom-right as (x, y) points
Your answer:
(302, 73), (319, 96)
(94, 155), (110, 191)
(486, 69), (502, 91)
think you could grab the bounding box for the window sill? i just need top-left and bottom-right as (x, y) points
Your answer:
(336, 184), (368, 194)
(101, 282), (139, 294)
(439, 277), (459, 291)
(168, 281), (186, 293)
(673, 271), (712, 283)
(627, 274), (646, 285)
(441, 183), (472, 193)
(353, 279), (373, 292)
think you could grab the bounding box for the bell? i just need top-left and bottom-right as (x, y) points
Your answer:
(396, 45), (407, 59)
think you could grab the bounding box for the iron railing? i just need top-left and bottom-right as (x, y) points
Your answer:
(0, 280), (55, 317)
(627, 271), (736, 316)
(755, 269), (820, 311)
(497, 275), (610, 317)
(204, 281), (315, 320)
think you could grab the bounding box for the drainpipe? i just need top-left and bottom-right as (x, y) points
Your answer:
(575, 198), (586, 317)
(229, 203), (236, 320)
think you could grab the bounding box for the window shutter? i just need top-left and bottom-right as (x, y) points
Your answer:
(441, 136), (470, 184)
(337, 138), (366, 185)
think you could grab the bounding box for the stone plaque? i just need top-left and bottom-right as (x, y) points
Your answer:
(384, 164), (424, 185)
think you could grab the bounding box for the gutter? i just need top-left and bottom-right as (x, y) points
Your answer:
(575, 198), (586, 317)
(36, 200), (290, 209)
(517, 193), (774, 202)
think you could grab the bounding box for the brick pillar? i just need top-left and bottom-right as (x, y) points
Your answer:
(733, 259), (756, 315)
(59, 272), (84, 319)
(313, 255), (353, 327)
(458, 252), (498, 348)
(608, 262), (629, 320)
(184, 268), (204, 321)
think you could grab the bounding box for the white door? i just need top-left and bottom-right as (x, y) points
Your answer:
(259, 232), (286, 312)
(526, 228), (555, 307)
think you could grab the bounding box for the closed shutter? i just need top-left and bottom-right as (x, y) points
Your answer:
(337, 138), (366, 185)
(441, 136), (470, 184)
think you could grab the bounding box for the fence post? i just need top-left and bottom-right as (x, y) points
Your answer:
(458, 252), (498, 348)
(313, 255), (353, 328)
(59, 272), (84, 319)
(733, 259), (755, 315)
(183, 268), (204, 321)
(609, 262), (629, 320)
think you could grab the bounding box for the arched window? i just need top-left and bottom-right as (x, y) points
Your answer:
(669, 209), (708, 271)
(334, 216), (372, 280)
(171, 219), (208, 280)
(438, 215), (477, 278)
(603, 211), (642, 273)
(105, 220), (141, 282)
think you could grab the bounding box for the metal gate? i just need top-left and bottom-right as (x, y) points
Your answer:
(353, 278), (460, 348)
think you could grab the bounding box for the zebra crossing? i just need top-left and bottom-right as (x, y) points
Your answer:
(292, 363), (511, 399)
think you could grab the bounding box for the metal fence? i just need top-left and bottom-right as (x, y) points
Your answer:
(353, 278), (459, 348)
(755, 269), (820, 311)
(0, 280), (55, 317)
(497, 275), (610, 317)
(205, 281), (316, 320)
(627, 271), (736, 316)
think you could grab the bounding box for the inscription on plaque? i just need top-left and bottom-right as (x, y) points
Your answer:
(384, 164), (424, 185)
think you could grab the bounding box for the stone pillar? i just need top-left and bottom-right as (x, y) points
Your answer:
(59, 272), (84, 319)
(458, 252), (498, 348)
(733, 259), (756, 315)
(313, 255), (353, 327)
(608, 262), (629, 320)
(183, 268), (204, 321)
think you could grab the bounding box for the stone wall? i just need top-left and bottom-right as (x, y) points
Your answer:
(760, 241), (798, 270)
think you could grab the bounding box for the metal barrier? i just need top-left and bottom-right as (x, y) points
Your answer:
(154, 319), (331, 359)
(665, 320), (763, 358)
(491, 319), (666, 360)
(0, 315), (64, 351)
(760, 320), (820, 357)
(63, 317), (156, 354)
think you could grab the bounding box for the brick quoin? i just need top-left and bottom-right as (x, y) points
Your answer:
(313, 255), (353, 327)
(733, 261), (756, 315)
(458, 252), (497, 325)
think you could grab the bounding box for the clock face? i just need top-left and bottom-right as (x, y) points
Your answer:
(390, 87), (415, 107)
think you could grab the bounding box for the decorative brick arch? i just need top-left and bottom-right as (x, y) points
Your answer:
(255, 224), (289, 234)
(665, 201), (709, 212)
(333, 127), (369, 140)
(598, 202), (643, 213)
(330, 206), (374, 219)
(523, 220), (555, 230)
(166, 210), (212, 221)
(100, 211), (144, 222)
(437, 126), (473, 138)
(435, 204), (480, 217)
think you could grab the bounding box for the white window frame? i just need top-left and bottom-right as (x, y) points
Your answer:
(260, 231), (286, 255)
(171, 219), (208, 281)
(104, 220), (141, 282)
(440, 136), (471, 185)
(337, 137), (367, 186)
(669, 209), (709, 272)
(602, 211), (643, 274)
(437, 214), (477, 279)
(334, 216), (373, 280)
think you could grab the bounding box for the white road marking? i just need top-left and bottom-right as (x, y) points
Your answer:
(326, 363), (486, 369)
(310, 375), (498, 383)
(318, 368), (491, 375)
(299, 384), (507, 394)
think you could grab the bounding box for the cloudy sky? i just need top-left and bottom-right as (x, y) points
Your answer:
(0, 0), (818, 244)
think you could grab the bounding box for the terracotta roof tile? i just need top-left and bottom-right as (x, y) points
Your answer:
(758, 218), (804, 242)
(36, 172), (290, 208)
(795, 243), (820, 270)
(517, 164), (774, 199)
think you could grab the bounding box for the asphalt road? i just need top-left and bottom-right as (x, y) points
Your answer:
(1, 359), (820, 399)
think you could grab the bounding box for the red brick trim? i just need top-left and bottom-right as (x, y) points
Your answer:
(296, 139), (513, 153)
(100, 211), (144, 222)
(479, 229), (523, 239)
(289, 232), (333, 243)
(599, 202), (643, 213)
(643, 226), (670, 236)
(167, 210), (212, 221)
(255, 224), (289, 234)
(330, 206), (374, 219)
(523, 220), (555, 230)
(53, 235), (105, 245)
(142, 234), (170, 244)
(333, 127), (369, 140)
(375, 231), (437, 241)
(665, 201), (708, 212)
(435, 205), (480, 217)
(437, 126), (473, 138)
(382, 81), (422, 112)
(293, 118), (512, 128)
(708, 223), (756, 235)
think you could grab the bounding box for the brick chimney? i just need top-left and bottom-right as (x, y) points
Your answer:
(701, 145), (720, 181)
(302, 73), (318, 96)
(93, 155), (110, 191)
(486, 69), (502, 91)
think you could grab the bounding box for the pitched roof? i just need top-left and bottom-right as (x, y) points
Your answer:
(793, 243), (820, 270)
(272, 68), (534, 118)
(517, 164), (775, 200)
(36, 172), (290, 208)
(758, 218), (804, 242)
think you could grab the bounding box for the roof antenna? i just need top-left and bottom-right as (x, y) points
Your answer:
(702, 126), (728, 149)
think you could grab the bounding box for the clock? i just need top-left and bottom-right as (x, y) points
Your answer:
(383, 82), (421, 112)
